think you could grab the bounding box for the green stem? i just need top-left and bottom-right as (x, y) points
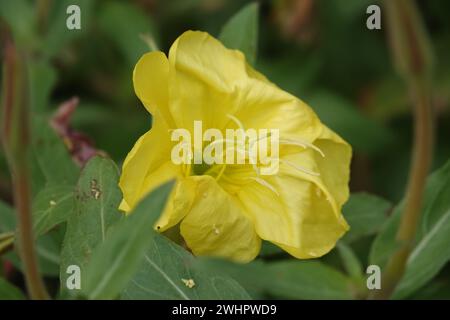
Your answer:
(371, 0), (433, 299)
(372, 78), (433, 299)
(1, 32), (49, 300)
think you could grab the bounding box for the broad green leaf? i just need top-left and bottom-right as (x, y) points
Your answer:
(421, 161), (450, 234)
(6, 229), (63, 277)
(370, 160), (450, 298)
(60, 156), (122, 290)
(31, 116), (79, 186)
(32, 184), (74, 236)
(195, 258), (352, 300)
(264, 261), (352, 300)
(219, 2), (259, 65)
(342, 192), (391, 243)
(393, 210), (450, 299)
(0, 200), (63, 276)
(306, 91), (394, 155)
(0, 278), (25, 300)
(121, 235), (251, 300)
(84, 181), (173, 300)
(369, 208), (401, 268)
(193, 259), (270, 299)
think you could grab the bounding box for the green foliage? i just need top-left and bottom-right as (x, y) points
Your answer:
(32, 184), (74, 236)
(195, 258), (353, 300)
(307, 91), (394, 155)
(60, 156), (122, 291)
(122, 236), (250, 300)
(342, 193), (392, 243)
(370, 160), (450, 298)
(0, 278), (25, 300)
(219, 2), (259, 65)
(84, 181), (173, 299)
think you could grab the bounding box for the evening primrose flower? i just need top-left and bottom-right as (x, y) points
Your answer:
(119, 31), (351, 262)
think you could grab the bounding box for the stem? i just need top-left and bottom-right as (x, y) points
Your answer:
(36, 0), (52, 34)
(14, 169), (49, 299)
(1, 32), (49, 300)
(372, 78), (433, 299)
(371, 0), (433, 299)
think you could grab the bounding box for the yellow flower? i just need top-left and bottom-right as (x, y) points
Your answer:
(119, 31), (351, 262)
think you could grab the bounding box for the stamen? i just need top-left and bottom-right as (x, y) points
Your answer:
(280, 159), (320, 176)
(279, 138), (325, 157)
(204, 138), (236, 151)
(248, 131), (272, 149)
(223, 144), (260, 176)
(250, 177), (279, 196)
(215, 164), (227, 181)
(227, 114), (245, 131)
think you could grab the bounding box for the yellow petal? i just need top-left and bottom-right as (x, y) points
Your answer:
(167, 31), (251, 131)
(133, 51), (174, 127)
(168, 31), (322, 144)
(119, 115), (178, 211)
(180, 175), (261, 262)
(154, 177), (197, 232)
(235, 61), (323, 142)
(312, 125), (352, 208)
(237, 173), (348, 259)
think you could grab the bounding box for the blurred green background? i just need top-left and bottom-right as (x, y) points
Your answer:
(1, 0), (450, 300)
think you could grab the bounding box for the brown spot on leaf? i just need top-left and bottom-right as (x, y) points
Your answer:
(90, 179), (102, 200)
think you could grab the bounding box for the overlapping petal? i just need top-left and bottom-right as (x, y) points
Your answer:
(180, 176), (261, 262)
(119, 114), (178, 212)
(133, 51), (174, 127)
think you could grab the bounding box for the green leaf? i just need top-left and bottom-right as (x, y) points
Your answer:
(336, 242), (363, 280)
(306, 91), (394, 155)
(6, 229), (63, 277)
(32, 184), (74, 236)
(193, 259), (269, 299)
(370, 160), (450, 298)
(265, 261), (352, 300)
(342, 192), (391, 243)
(83, 181), (174, 300)
(121, 235), (251, 300)
(1, 200), (63, 276)
(0, 278), (25, 300)
(31, 116), (79, 186)
(196, 258), (352, 300)
(60, 156), (122, 290)
(393, 209), (450, 299)
(219, 2), (259, 65)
